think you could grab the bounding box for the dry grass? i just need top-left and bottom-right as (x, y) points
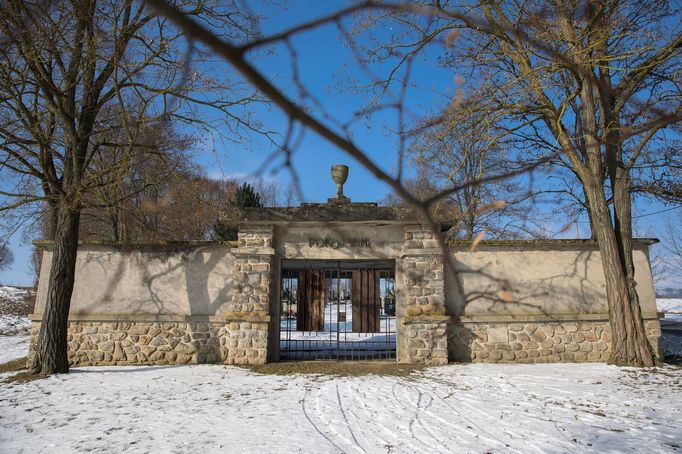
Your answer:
(0, 357), (26, 374)
(244, 360), (425, 377)
(0, 357), (47, 384)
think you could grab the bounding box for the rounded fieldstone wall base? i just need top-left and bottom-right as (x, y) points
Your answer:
(403, 319), (449, 366)
(27, 320), (268, 367)
(448, 319), (662, 363)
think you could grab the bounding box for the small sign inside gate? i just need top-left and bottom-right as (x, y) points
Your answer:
(308, 236), (370, 248)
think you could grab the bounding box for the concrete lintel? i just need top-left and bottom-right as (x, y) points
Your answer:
(401, 315), (451, 324)
(456, 313), (660, 323)
(448, 238), (659, 250)
(400, 249), (443, 258)
(233, 247), (276, 256)
(29, 313), (270, 323)
(32, 240), (237, 251)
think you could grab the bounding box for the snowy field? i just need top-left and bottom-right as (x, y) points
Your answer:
(0, 285), (33, 336)
(0, 335), (29, 364)
(659, 298), (682, 322)
(0, 363), (680, 453)
(0, 315), (31, 336)
(0, 293), (680, 453)
(658, 299), (682, 314)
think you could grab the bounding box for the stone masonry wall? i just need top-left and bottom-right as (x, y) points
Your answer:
(231, 254), (271, 314)
(231, 225), (273, 315)
(26, 226), (277, 368)
(401, 225), (448, 365)
(448, 319), (662, 363)
(223, 225), (275, 364)
(27, 320), (268, 367)
(404, 319), (449, 365)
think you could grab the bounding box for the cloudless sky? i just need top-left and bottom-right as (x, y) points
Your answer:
(1, 1), (679, 286)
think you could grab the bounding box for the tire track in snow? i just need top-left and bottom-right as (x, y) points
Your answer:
(392, 378), (451, 453)
(342, 380), (404, 452)
(410, 383), (454, 452)
(410, 375), (540, 453)
(301, 386), (346, 453)
(400, 379), (486, 450)
(409, 377), (520, 452)
(346, 380), (408, 451)
(335, 382), (367, 453)
(303, 381), (378, 453)
(307, 378), (405, 453)
(302, 376), (452, 453)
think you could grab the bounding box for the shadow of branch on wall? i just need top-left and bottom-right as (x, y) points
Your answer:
(142, 246), (233, 317)
(444, 246), (613, 362)
(77, 245), (234, 319)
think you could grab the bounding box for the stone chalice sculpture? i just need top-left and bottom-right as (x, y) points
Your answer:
(331, 164), (349, 200)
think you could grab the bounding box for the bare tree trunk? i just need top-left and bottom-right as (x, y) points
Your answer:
(44, 202), (59, 241)
(464, 215), (475, 240)
(110, 207), (120, 242)
(30, 203), (81, 375)
(585, 200), (598, 240)
(611, 161), (656, 365)
(583, 176), (656, 366)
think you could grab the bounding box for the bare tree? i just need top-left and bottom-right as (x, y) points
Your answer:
(0, 0), (263, 375)
(657, 211), (682, 286)
(74, 115), (195, 241)
(455, 2), (680, 366)
(408, 95), (544, 240)
(0, 243), (13, 271)
(380, 171), (441, 207)
(351, 2), (681, 366)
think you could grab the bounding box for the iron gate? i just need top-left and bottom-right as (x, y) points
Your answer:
(279, 261), (396, 360)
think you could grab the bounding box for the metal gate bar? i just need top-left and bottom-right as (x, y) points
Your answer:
(279, 262), (396, 360)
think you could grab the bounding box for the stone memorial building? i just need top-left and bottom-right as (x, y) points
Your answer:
(28, 166), (662, 366)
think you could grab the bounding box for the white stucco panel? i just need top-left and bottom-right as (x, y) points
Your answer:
(35, 246), (235, 317)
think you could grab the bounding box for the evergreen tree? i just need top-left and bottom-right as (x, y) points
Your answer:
(212, 183), (263, 241)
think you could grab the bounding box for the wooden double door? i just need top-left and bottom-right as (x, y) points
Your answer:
(295, 268), (383, 333)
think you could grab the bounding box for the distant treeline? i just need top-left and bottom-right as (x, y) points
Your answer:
(656, 288), (682, 298)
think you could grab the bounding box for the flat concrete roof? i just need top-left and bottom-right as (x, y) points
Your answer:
(32, 238), (659, 249)
(239, 204), (429, 224)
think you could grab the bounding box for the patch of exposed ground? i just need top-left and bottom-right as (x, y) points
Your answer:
(245, 360), (425, 377)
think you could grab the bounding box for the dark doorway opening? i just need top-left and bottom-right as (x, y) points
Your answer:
(279, 260), (396, 360)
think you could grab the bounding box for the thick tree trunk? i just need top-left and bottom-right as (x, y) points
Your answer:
(611, 159), (656, 365)
(464, 217), (475, 241)
(584, 200), (598, 240)
(30, 203), (81, 375)
(44, 202), (59, 241)
(583, 177), (656, 366)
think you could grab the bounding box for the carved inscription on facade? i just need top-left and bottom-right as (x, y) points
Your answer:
(308, 237), (370, 249)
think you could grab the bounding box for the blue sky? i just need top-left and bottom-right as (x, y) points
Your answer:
(0, 1), (679, 286)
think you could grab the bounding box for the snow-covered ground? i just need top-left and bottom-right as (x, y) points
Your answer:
(0, 315), (31, 336)
(0, 334), (29, 364)
(280, 302), (397, 339)
(0, 293), (680, 452)
(0, 286), (29, 305)
(658, 298), (682, 323)
(0, 363), (680, 453)
(657, 298), (682, 314)
(0, 285), (33, 336)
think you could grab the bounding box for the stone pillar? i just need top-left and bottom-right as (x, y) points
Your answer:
(399, 224), (449, 365)
(221, 224), (274, 365)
